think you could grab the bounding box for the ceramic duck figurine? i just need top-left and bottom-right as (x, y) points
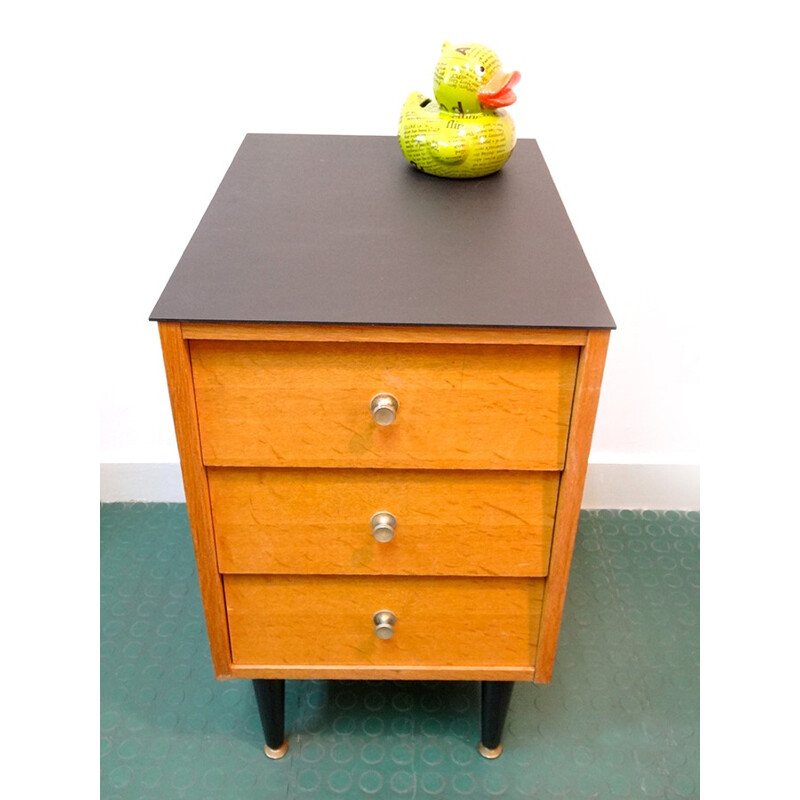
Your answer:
(398, 42), (521, 178)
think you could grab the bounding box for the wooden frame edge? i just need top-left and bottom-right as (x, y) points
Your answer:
(158, 321), (233, 677)
(227, 664), (536, 681)
(180, 321), (588, 347)
(534, 329), (611, 682)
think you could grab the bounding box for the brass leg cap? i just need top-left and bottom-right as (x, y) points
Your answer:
(477, 741), (503, 759)
(264, 740), (289, 759)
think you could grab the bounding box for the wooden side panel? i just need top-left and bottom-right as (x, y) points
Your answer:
(209, 468), (559, 577)
(158, 322), (232, 677)
(191, 341), (579, 470)
(535, 329), (610, 682)
(225, 575), (544, 672)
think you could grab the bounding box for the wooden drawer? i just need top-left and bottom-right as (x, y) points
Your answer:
(191, 340), (578, 470)
(210, 467), (559, 576)
(225, 575), (544, 669)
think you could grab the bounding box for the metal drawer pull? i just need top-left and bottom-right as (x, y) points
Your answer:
(370, 393), (398, 426)
(373, 610), (397, 639)
(370, 511), (397, 543)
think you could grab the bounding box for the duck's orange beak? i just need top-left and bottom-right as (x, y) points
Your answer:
(478, 70), (521, 108)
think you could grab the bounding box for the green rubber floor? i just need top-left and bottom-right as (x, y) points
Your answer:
(100, 505), (699, 799)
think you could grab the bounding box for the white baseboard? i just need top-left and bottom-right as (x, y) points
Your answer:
(581, 463), (699, 511)
(100, 463), (700, 510)
(101, 463), (187, 503)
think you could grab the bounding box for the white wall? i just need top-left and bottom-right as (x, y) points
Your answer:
(86, 0), (742, 508)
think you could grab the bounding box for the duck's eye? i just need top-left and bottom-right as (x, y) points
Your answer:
(476, 65), (486, 76)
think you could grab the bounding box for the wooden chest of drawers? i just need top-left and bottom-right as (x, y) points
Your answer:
(152, 134), (614, 758)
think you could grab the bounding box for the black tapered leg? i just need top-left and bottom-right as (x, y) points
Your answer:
(253, 679), (288, 759)
(479, 680), (515, 758)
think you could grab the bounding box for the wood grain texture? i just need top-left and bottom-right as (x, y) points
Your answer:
(225, 575), (544, 672)
(191, 340), (578, 470)
(226, 664), (536, 681)
(181, 322), (589, 347)
(209, 468), (558, 576)
(157, 322), (232, 676)
(535, 329), (610, 682)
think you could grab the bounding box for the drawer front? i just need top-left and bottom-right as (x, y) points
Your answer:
(225, 575), (543, 669)
(191, 340), (578, 470)
(210, 468), (558, 576)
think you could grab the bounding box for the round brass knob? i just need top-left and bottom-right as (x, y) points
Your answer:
(373, 609), (397, 639)
(370, 393), (398, 426)
(370, 511), (396, 543)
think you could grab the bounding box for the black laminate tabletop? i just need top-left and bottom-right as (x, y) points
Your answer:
(150, 134), (614, 329)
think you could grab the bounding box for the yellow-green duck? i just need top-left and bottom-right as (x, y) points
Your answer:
(398, 41), (521, 178)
